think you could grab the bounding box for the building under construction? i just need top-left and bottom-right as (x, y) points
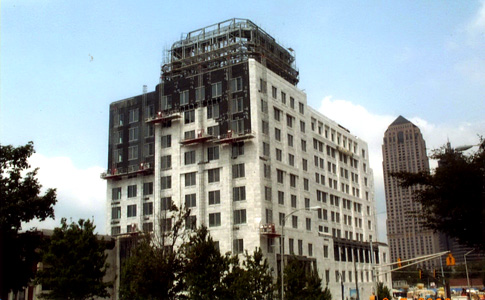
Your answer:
(104, 18), (389, 299)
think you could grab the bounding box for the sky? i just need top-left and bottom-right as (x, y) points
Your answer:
(1, 1), (484, 242)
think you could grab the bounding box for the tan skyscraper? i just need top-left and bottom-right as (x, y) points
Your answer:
(382, 116), (439, 269)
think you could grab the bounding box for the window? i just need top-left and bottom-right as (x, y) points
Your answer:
(292, 215), (298, 228)
(161, 95), (172, 110)
(299, 102), (305, 114)
(288, 154), (295, 166)
(128, 127), (139, 141)
(308, 243), (313, 256)
(290, 174), (297, 187)
(184, 151), (196, 165)
(161, 176), (171, 190)
(207, 103), (219, 119)
(272, 86), (277, 98)
(115, 113), (123, 127)
(128, 145), (138, 160)
(183, 131), (194, 141)
(276, 148), (282, 161)
(290, 97), (295, 109)
(128, 185), (137, 198)
(232, 163), (245, 178)
(209, 190), (220, 205)
(111, 207), (121, 219)
(300, 121), (305, 133)
(291, 194), (297, 208)
(304, 178), (309, 191)
(185, 194), (196, 208)
(274, 108), (281, 121)
(233, 186), (246, 201)
(233, 239), (244, 254)
(261, 99), (268, 113)
(114, 131), (123, 144)
(161, 155), (171, 169)
(232, 97), (244, 113)
(230, 119), (244, 134)
(232, 142), (244, 157)
(298, 240), (303, 255)
(143, 202), (153, 215)
(208, 168), (220, 183)
(289, 238), (294, 254)
(275, 128), (281, 141)
(265, 186), (272, 201)
(302, 159), (308, 171)
(234, 209), (247, 224)
(111, 226), (121, 235)
(279, 212), (286, 226)
(301, 139), (307, 152)
(143, 182), (153, 196)
(184, 110), (195, 124)
(324, 245), (329, 257)
(161, 197), (172, 210)
(262, 120), (269, 134)
(144, 143), (154, 157)
(306, 218), (311, 230)
(185, 215), (197, 230)
(286, 114), (294, 127)
(264, 164), (271, 178)
(265, 208), (273, 223)
(180, 90), (189, 105)
(161, 135), (171, 148)
(278, 191), (285, 205)
(143, 222), (153, 232)
(305, 198), (310, 209)
(263, 142), (270, 157)
(112, 187), (121, 200)
(129, 108), (139, 123)
(277, 169), (284, 183)
(281, 91), (286, 104)
(230, 77), (243, 92)
(259, 78), (267, 93)
(208, 146), (220, 161)
(161, 218), (172, 232)
(287, 134), (294, 147)
(127, 205), (137, 217)
(195, 86), (205, 102)
(185, 172), (196, 186)
(212, 82), (222, 97)
(209, 213), (221, 227)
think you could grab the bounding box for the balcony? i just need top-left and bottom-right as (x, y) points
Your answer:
(145, 111), (181, 124)
(101, 162), (154, 180)
(214, 129), (255, 144)
(179, 129), (214, 146)
(259, 223), (281, 238)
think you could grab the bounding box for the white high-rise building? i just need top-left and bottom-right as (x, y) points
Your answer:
(103, 18), (390, 298)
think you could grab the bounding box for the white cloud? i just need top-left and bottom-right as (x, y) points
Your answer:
(22, 153), (107, 234)
(467, 0), (485, 37)
(317, 96), (485, 243)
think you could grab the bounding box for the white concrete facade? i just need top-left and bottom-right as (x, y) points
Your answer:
(106, 58), (390, 299)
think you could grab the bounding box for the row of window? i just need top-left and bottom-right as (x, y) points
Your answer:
(261, 78), (304, 115)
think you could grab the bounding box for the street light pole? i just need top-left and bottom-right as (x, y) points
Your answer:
(280, 206), (321, 300)
(464, 249), (474, 300)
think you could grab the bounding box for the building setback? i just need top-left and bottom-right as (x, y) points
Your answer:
(103, 18), (390, 298)
(382, 116), (440, 269)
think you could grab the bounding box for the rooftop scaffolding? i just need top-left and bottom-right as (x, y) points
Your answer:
(161, 18), (299, 85)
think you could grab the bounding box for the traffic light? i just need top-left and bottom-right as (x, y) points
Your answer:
(446, 253), (455, 266)
(418, 269), (422, 279)
(433, 269), (437, 278)
(397, 258), (402, 268)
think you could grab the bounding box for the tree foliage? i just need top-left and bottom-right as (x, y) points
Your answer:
(35, 218), (111, 300)
(120, 207), (190, 300)
(0, 142), (57, 298)
(393, 139), (485, 249)
(377, 282), (392, 300)
(284, 256), (331, 300)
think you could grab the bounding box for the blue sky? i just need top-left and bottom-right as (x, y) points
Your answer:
(2, 1), (484, 240)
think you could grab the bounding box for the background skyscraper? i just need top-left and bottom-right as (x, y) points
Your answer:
(382, 116), (439, 269)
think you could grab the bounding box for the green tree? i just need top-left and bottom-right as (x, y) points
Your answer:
(377, 282), (392, 300)
(393, 139), (485, 249)
(222, 248), (275, 300)
(0, 142), (57, 299)
(181, 225), (230, 299)
(120, 207), (190, 300)
(284, 256), (330, 300)
(35, 218), (111, 300)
